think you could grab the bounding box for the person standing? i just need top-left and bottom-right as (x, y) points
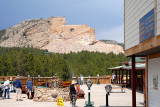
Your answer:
(26, 78), (33, 99)
(112, 73), (116, 84)
(75, 83), (80, 95)
(76, 76), (79, 85)
(13, 76), (23, 101)
(80, 75), (84, 85)
(3, 77), (10, 99)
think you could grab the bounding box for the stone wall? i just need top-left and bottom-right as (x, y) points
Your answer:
(33, 87), (70, 102)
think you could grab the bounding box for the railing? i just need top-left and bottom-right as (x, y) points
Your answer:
(72, 76), (112, 84)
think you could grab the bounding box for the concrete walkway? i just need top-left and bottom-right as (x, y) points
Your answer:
(0, 84), (144, 107)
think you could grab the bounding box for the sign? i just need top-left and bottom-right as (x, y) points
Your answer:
(153, 74), (158, 90)
(139, 9), (155, 43)
(57, 97), (64, 106)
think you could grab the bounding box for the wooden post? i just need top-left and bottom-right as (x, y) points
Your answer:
(141, 71), (143, 91)
(132, 56), (136, 107)
(116, 71), (118, 84)
(146, 56), (148, 107)
(119, 70), (120, 84)
(136, 70), (137, 89)
(111, 70), (113, 84)
(129, 70), (131, 88)
(122, 70), (124, 84)
(126, 71), (128, 85)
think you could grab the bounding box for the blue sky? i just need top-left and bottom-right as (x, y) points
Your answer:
(0, 0), (124, 43)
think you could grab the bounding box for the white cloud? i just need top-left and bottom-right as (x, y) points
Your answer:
(96, 24), (124, 43)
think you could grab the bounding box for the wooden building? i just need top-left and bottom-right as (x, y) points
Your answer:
(108, 60), (145, 91)
(124, 0), (160, 107)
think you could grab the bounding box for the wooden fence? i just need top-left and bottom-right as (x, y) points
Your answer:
(0, 75), (143, 91)
(72, 76), (112, 84)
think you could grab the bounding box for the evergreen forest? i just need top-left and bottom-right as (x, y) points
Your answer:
(0, 47), (129, 80)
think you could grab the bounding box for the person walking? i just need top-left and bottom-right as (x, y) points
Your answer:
(3, 77), (10, 99)
(69, 80), (78, 105)
(13, 76), (23, 101)
(80, 75), (84, 85)
(26, 78), (33, 99)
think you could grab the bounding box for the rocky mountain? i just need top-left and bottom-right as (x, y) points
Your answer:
(0, 17), (124, 54)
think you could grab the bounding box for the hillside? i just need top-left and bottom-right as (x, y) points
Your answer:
(100, 40), (124, 48)
(0, 47), (128, 78)
(0, 17), (124, 54)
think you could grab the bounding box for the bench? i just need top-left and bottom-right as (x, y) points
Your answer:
(111, 87), (127, 93)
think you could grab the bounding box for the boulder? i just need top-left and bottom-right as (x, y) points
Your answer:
(52, 92), (58, 98)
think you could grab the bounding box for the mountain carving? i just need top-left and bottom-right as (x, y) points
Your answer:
(0, 17), (124, 54)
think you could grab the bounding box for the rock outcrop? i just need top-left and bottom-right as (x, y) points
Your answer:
(33, 87), (70, 102)
(0, 17), (124, 54)
(100, 40), (124, 49)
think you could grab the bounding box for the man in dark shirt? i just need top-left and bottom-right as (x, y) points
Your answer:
(69, 80), (78, 104)
(26, 78), (33, 99)
(13, 76), (23, 101)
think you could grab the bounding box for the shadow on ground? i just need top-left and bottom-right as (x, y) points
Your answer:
(99, 106), (144, 107)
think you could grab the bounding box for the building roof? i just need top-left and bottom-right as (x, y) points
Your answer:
(108, 66), (124, 70)
(123, 63), (145, 71)
(108, 63), (145, 71)
(122, 57), (145, 65)
(129, 57), (145, 63)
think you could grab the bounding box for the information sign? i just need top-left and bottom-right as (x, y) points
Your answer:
(139, 9), (155, 43)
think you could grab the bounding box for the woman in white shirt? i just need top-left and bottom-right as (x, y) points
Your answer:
(3, 77), (10, 99)
(112, 73), (116, 84)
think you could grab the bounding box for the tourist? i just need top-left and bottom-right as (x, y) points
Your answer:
(76, 76), (79, 85)
(0, 83), (4, 98)
(13, 76), (23, 101)
(3, 77), (10, 99)
(76, 83), (80, 95)
(26, 78), (33, 99)
(80, 75), (84, 85)
(69, 80), (78, 103)
(112, 73), (116, 84)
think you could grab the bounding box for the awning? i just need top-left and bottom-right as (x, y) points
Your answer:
(108, 63), (145, 71)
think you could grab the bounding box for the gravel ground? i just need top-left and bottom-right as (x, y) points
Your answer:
(0, 84), (144, 107)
